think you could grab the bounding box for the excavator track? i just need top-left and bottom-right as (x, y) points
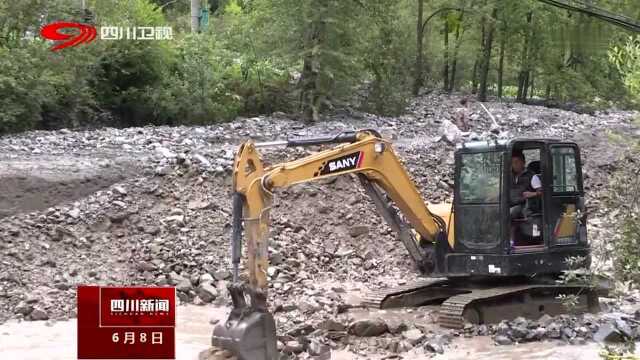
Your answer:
(361, 278), (450, 309)
(361, 279), (602, 329)
(438, 284), (600, 329)
(438, 284), (535, 328)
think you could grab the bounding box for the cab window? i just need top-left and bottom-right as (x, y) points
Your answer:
(551, 146), (578, 193)
(459, 152), (502, 203)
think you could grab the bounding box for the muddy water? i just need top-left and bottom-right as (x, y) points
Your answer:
(0, 304), (621, 360)
(0, 305), (229, 360)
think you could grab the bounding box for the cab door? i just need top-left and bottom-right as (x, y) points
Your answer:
(545, 143), (586, 247)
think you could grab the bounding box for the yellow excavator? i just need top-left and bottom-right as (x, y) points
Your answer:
(212, 129), (599, 360)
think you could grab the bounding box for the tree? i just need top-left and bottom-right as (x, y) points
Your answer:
(477, 7), (497, 102)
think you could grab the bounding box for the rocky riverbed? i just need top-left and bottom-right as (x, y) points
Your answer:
(1, 94), (639, 359)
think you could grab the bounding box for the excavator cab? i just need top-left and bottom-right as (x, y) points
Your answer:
(438, 139), (590, 277)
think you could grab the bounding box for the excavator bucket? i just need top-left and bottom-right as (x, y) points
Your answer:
(211, 285), (277, 360)
(211, 193), (278, 360)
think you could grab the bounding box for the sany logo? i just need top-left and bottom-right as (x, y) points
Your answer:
(40, 22), (97, 51)
(319, 151), (364, 176)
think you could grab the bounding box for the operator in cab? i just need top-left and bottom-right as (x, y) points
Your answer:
(510, 150), (542, 219)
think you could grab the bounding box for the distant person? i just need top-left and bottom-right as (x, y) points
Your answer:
(454, 98), (469, 132)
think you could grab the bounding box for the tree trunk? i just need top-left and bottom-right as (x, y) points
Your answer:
(443, 19), (450, 91)
(545, 84), (551, 100)
(414, 0), (425, 95)
(529, 70), (535, 100)
(478, 8), (497, 102)
(449, 12), (464, 93)
(521, 71), (530, 101)
(299, 9), (327, 123)
(472, 18), (486, 94)
(497, 23), (506, 99)
(190, 0), (201, 33)
(517, 11), (533, 103)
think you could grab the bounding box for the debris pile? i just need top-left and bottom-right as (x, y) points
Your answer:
(0, 94), (639, 358)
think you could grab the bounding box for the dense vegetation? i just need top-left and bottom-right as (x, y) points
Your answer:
(0, 0), (639, 134)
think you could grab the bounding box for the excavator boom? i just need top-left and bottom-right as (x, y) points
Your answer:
(233, 130), (446, 289)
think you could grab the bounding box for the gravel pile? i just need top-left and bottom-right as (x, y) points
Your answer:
(0, 94), (639, 358)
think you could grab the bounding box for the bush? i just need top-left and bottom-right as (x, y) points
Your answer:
(606, 147), (640, 283)
(0, 41), (97, 134)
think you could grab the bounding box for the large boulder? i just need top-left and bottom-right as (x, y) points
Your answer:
(348, 318), (388, 337)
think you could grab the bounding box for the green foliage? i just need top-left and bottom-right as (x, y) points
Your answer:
(360, 1), (413, 115)
(606, 144), (640, 284)
(0, 40), (98, 133)
(1, 0), (640, 133)
(599, 343), (638, 360)
(556, 255), (594, 311)
(148, 33), (243, 124)
(610, 36), (640, 104)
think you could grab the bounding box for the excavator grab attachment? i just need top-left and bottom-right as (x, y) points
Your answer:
(211, 193), (277, 360)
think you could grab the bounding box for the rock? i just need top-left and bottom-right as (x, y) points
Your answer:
(196, 282), (218, 303)
(494, 335), (513, 346)
(348, 318), (388, 337)
(439, 119), (463, 144)
(269, 252), (284, 265)
(113, 186), (127, 196)
(144, 226), (161, 235)
(614, 319), (633, 338)
(137, 262), (157, 272)
(54, 282), (71, 291)
(319, 319), (346, 332)
(155, 165), (172, 176)
(547, 322), (561, 339)
(307, 340), (330, 357)
(30, 308), (49, 321)
(283, 340), (303, 354)
(299, 298), (321, 313)
(67, 208), (81, 219)
(213, 270), (231, 281)
(156, 146), (176, 158)
(188, 199), (213, 210)
(523, 118), (539, 127)
(496, 321), (510, 336)
(176, 279), (193, 293)
(511, 324), (528, 340)
(164, 215), (185, 226)
(390, 340), (413, 353)
(561, 327), (576, 340)
(199, 273), (214, 284)
(348, 225), (369, 238)
(387, 319), (408, 334)
(575, 326), (590, 338)
(570, 337), (587, 345)
(14, 301), (33, 316)
(287, 323), (314, 337)
(594, 323), (624, 343)
(425, 341), (444, 354)
(533, 327), (547, 339)
(537, 314), (553, 326)
(402, 328), (425, 345)
(477, 324), (489, 336)
(193, 154), (211, 167)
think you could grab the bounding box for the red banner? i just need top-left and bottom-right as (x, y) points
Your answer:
(77, 286), (176, 359)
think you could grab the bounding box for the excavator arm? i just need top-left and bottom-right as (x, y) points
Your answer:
(234, 129), (447, 290)
(213, 129), (449, 360)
